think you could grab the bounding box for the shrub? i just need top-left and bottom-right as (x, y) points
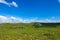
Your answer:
(33, 22), (42, 28)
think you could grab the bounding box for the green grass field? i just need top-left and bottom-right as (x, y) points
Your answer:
(0, 23), (60, 40)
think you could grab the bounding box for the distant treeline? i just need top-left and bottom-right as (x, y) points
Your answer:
(31, 22), (60, 28)
(0, 22), (60, 28)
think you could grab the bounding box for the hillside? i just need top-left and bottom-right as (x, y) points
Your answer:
(0, 23), (60, 40)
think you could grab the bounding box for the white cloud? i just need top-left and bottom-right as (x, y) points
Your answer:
(0, 0), (18, 7)
(11, 1), (18, 7)
(0, 15), (60, 23)
(0, 16), (24, 23)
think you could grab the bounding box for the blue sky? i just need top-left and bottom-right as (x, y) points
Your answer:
(0, 0), (60, 23)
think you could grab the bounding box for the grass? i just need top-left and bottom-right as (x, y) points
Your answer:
(0, 23), (60, 40)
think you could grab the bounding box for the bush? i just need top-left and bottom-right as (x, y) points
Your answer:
(33, 22), (42, 28)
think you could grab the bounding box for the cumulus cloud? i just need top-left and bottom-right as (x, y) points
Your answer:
(0, 15), (36, 23)
(0, 0), (18, 7)
(11, 1), (18, 7)
(0, 16), (24, 23)
(0, 15), (60, 23)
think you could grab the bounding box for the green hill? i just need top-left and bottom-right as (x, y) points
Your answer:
(0, 23), (60, 40)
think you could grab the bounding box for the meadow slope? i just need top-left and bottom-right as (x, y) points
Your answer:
(0, 23), (60, 40)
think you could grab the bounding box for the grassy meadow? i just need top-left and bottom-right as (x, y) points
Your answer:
(0, 23), (60, 40)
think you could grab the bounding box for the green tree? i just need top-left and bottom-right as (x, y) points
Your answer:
(33, 22), (42, 28)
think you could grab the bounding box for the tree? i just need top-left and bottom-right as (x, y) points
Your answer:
(33, 22), (42, 28)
